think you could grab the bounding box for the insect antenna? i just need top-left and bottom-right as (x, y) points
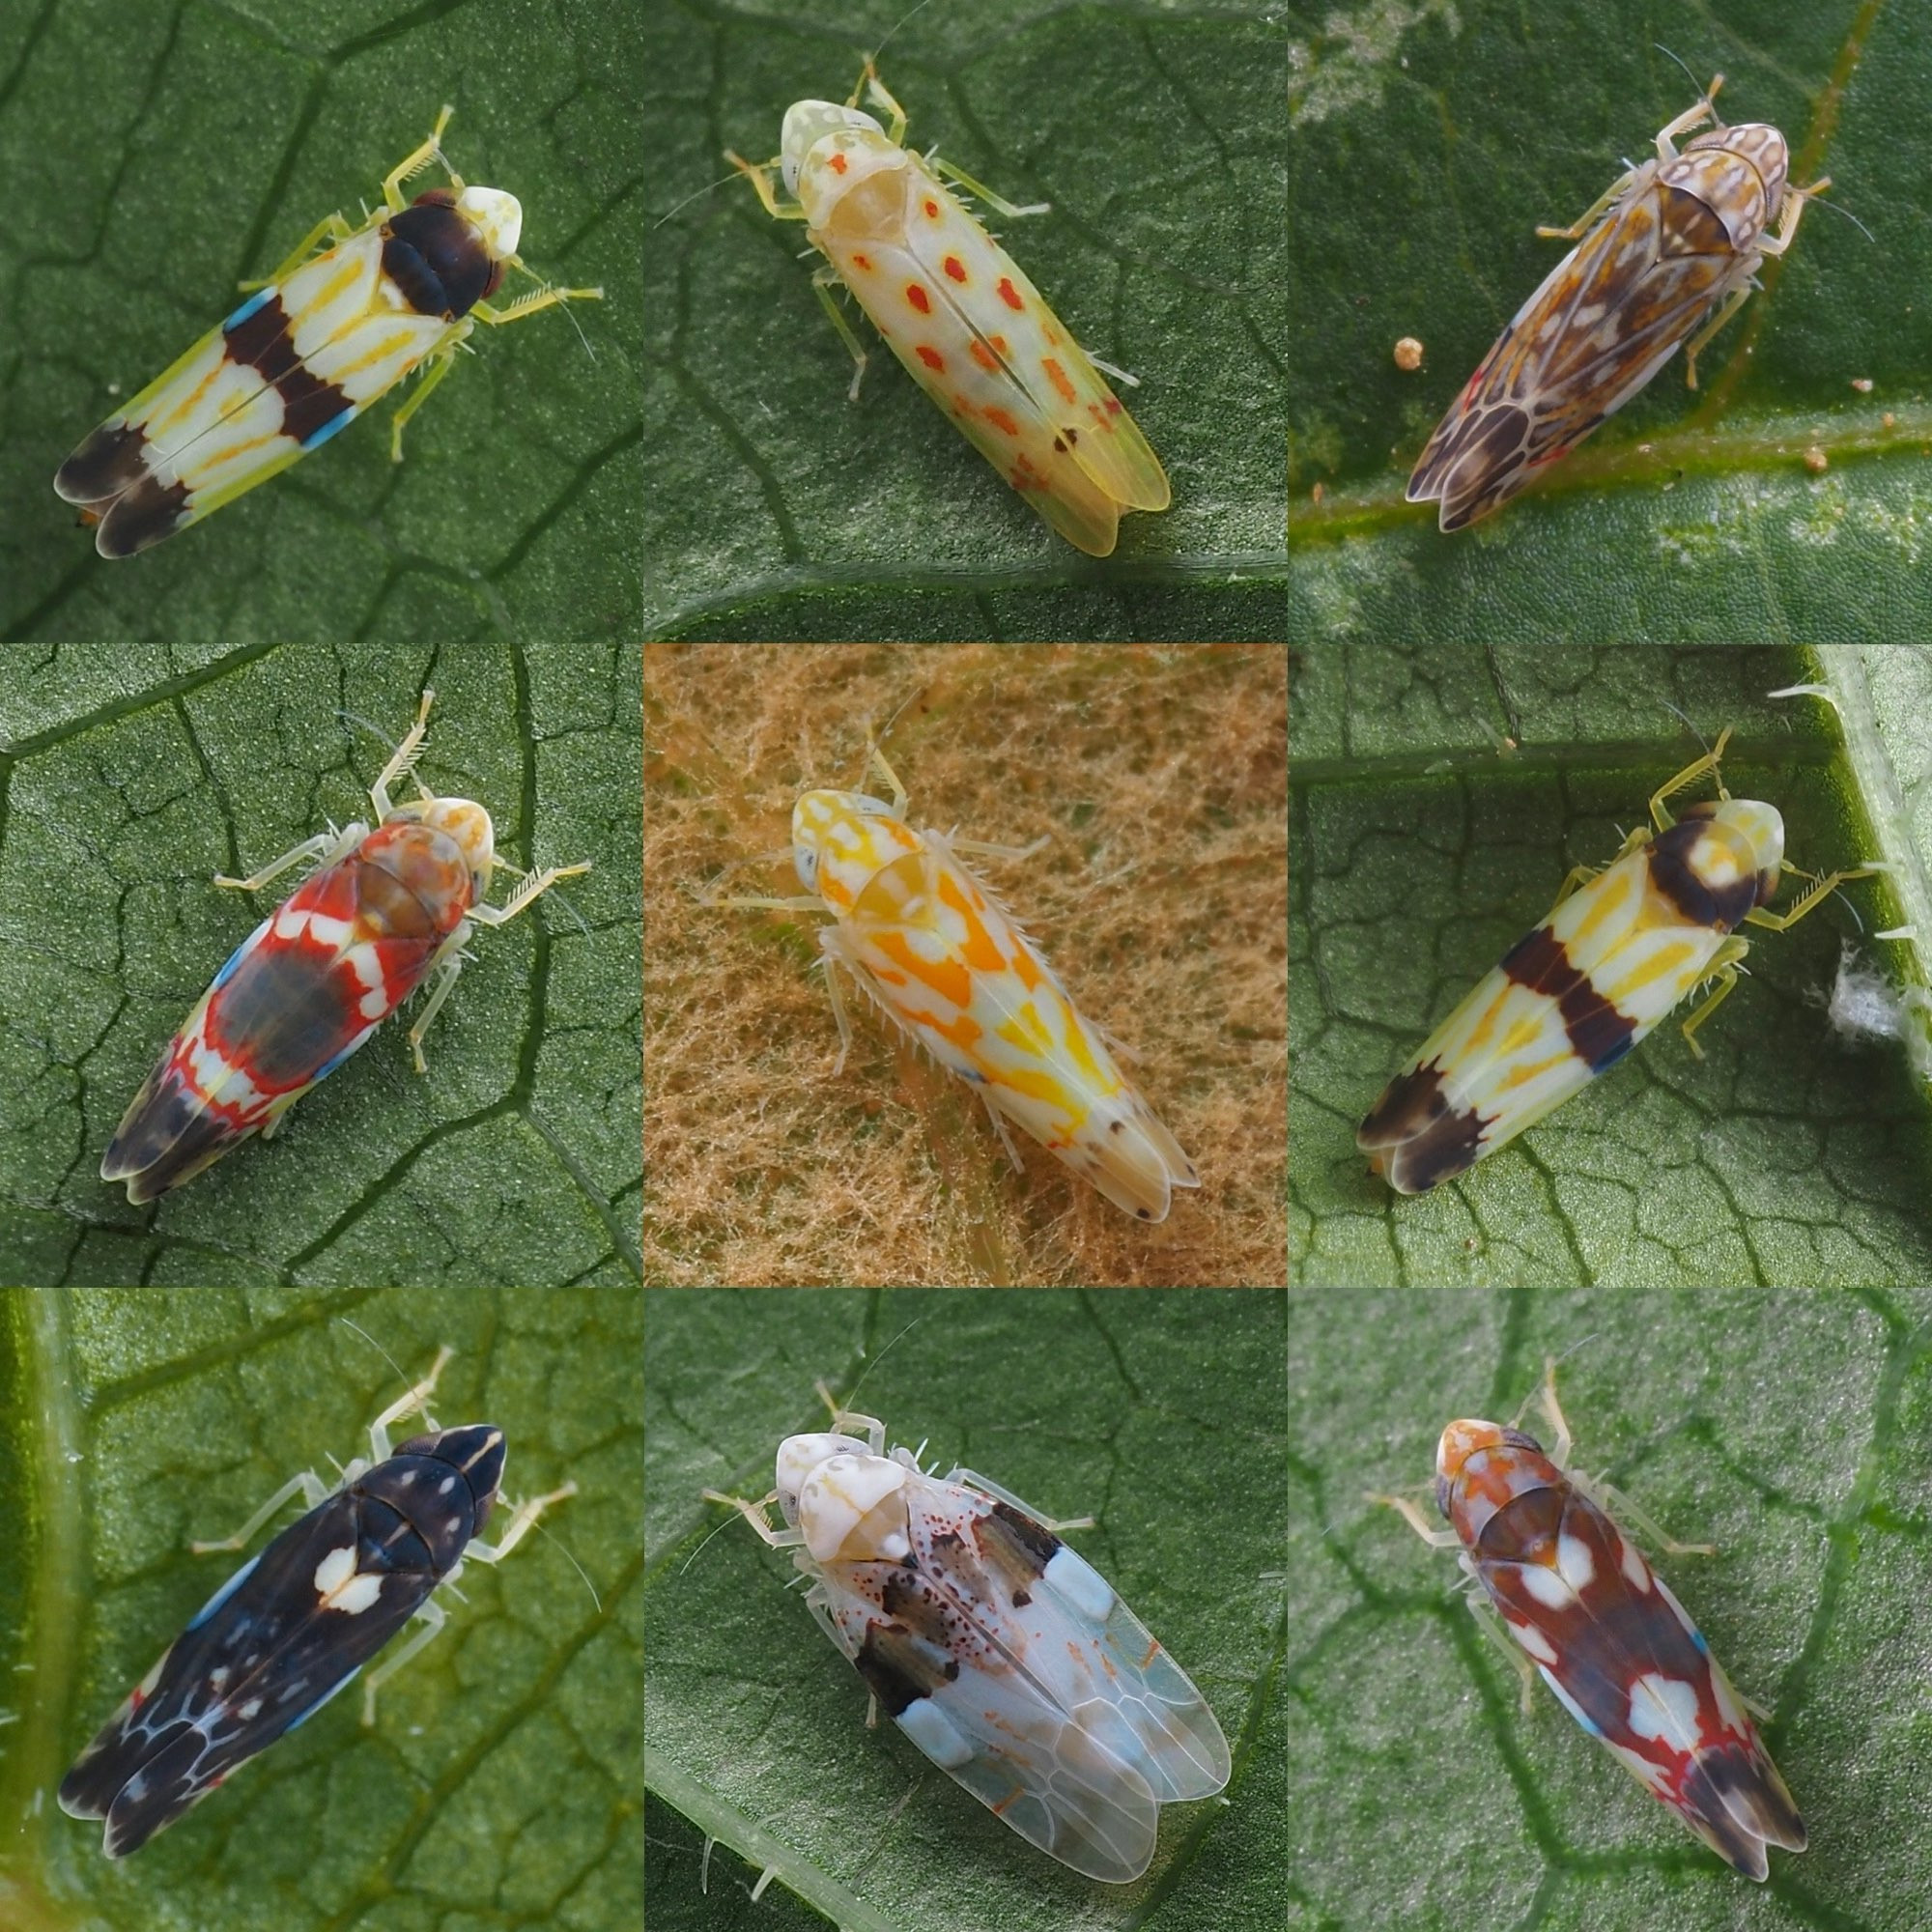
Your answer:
(523, 1509), (603, 1611)
(1801, 191), (1876, 245)
(652, 167), (753, 231)
(868, 0), (940, 67)
(1652, 44), (1724, 122)
(335, 1315), (419, 1400)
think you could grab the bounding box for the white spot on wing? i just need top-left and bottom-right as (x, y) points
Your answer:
(1555, 1532), (1596, 1592)
(1627, 1670), (1703, 1750)
(1510, 1617), (1559, 1665)
(1517, 1561), (1576, 1610)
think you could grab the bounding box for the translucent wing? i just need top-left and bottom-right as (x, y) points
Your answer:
(809, 1561), (1161, 1882)
(59, 1490), (433, 1857)
(915, 1474), (1231, 1803)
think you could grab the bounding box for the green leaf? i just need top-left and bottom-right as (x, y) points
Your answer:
(1288, 1284), (1932, 1930)
(1288, 7), (1932, 641)
(0, 2), (640, 643)
(1290, 642), (1932, 1287)
(643, 1288), (1287, 1929)
(0, 643), (642, 1288)
(0, 1284), (643, 1928)
(645, 0), (1287, 641)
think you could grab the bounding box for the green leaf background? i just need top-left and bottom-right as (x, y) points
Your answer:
(1286, 1283), (1932, 1931)
(0, 642), (642, 1289)
(1287, 0), (1932, 643)
(0, 1283), (643, 1931)
(644, 1288), (1287, 1930)
(645, 0), (1288, 642)
(1289, 642), (1932, 1287)
(0, 0), (641, 644)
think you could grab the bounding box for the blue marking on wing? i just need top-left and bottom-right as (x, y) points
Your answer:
(301, 405), (360, 452)
(208, 918), (270, 994)
(312, 1025), (379, 1082)
(284, 1663), (360, 1732)
(222, 287), (276, 331)
(185, 1553), (261, 1631)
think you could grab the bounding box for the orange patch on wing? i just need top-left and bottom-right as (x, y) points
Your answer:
(923, 197), (941, 218)
(983, 406), (1021, 437)
(870, 930), (971, 1009)
(851, 251), (872, 270)
(937, 869), (1006, 972)
(829, 153), (848, 176)
(898, 1000), (984, 1055)
(969, 339), (1001, 373)
(917, 345), (946, 371)
(943, 254), (967, 282)
(1041, 357), (1077, 405)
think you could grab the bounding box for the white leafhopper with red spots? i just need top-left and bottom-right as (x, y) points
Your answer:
(711, 740), (1199, 1221)
(706, 1397), (1231, 1883)
(726, 65), (1170, 555)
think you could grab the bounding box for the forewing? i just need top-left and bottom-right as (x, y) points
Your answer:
(1408, 164), (1733, 528)
(60, 1490), (434, 1856)
(810, 1562), (1159, 1882)
(917, 1475), (1230, 1802)
(1480, 1489), (1803, 1878)
(837, 834), (1196, 1218)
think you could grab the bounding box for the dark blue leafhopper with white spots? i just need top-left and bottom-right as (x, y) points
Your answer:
(59, 1348), (574, 1858)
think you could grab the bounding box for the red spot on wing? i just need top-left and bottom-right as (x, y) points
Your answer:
(989, 333), (1009, 355)
(851, 251), (872, 270)
(997, 277), (1024, 311)
(1041, 356), (1076, 405)
(829, 153), (848, 176)
(983, 406), (1021, 436)
(906, 284), (932, 315)
(969, 339), (1000, 373)
(917, 345), (945, 371)
(943, 255), (967, 282)
(1010, 455), (1048, 492)
(923, 197), (940, 217)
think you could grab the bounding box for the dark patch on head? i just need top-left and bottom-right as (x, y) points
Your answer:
(384, 196), (497, 319)
(1358, 1063), (1488, 1194)
(1647, 814), (1761, 932)
(1475, 1482), (1563, 1564)
(1499, 924), (1637, 1073)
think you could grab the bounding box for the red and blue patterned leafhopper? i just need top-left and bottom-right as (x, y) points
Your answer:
(100, 690), (589, 1203)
